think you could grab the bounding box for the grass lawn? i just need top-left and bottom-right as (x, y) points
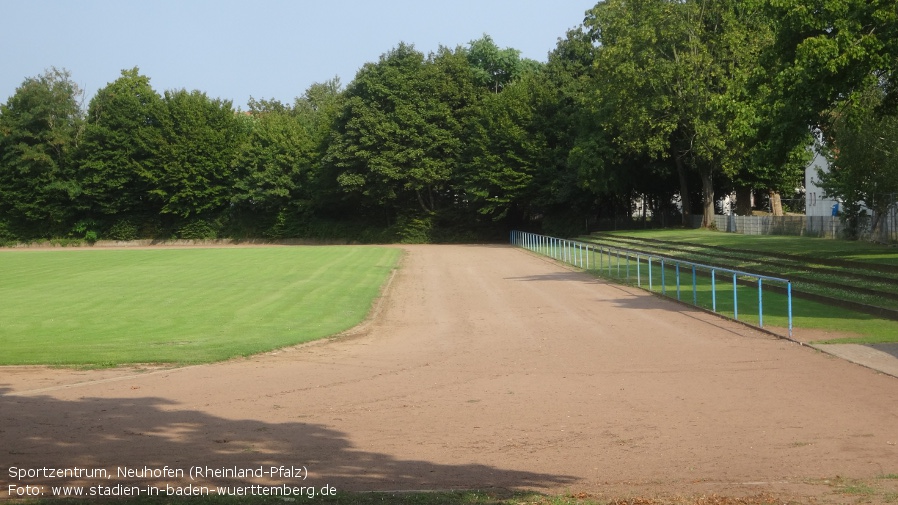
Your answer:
(638, 259), (898, 344)
(600, 228), (898, 266)
(0, 246), (400, 366)
(533, 232), (898, 344)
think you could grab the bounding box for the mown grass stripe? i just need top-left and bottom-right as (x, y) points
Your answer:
(0, 247), (400, 366)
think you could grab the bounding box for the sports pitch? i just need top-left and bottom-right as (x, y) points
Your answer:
(2, 244), (897, 503)
(0, 246), (400, 365)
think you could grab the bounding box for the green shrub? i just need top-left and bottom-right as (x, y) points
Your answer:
(105, 219), (139, 241)
(178, 219), (219, 240)
(71, 219), (99, 243)
(0, 220), (18, 246)
(394, 214), (433, 244)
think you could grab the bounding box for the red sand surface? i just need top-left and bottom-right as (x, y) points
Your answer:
(2, 244), (896, 502)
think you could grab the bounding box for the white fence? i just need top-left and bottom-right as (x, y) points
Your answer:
(694, 211), (897, 243)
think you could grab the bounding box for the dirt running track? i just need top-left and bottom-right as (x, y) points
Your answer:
(2, 244), (897, 502)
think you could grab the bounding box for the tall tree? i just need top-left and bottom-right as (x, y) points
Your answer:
(587, 0), (775, 227)
(466, 34), (541, 94)
(541, 27), (628, 222)
(325, 43), (470, 217)
(817, 82), (898, 237)
(150, 89), (243, 219)
(755, 0), (898, 220)
(0, 68), (84, 238)
(463, 72), (548, 222)
(756, 0), (898, 136)
(77, 67), (163, 221)
(231, 98), (313, 216)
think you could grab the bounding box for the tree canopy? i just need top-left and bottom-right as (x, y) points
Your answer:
(2, 1), (896, 243)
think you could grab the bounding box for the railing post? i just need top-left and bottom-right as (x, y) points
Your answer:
(787, 281), (793, 338)
(676, 262), (681, 301)
(661, 258), (666, 296)
(648, 257), (653, 291)
(712, 269), (717, 312)
(692, 265), (697, 306)
(733, 273), (738, 321)
(758, 277), (763, 328)
(637, 254), (641, 287)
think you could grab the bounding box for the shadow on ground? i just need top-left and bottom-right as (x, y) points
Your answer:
(0, 387), (576, 497)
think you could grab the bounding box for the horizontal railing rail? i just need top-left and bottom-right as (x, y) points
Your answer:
(510, 230), (793, 338)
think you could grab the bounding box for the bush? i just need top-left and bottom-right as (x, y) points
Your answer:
(178, 219), (219, 240)
(394, 214), (433, 244)
(0, 220), (18, 246)
(105, 219), (139, 241)
(71, 219), (99, 244)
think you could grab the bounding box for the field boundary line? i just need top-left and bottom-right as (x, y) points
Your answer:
(3, 364), (202, 397)
(3, 249), (405, 395)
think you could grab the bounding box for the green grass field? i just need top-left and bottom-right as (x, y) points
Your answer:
(637, 257), (898, 343)
(601, 228), (898, 266)
(574, 229), (898, 344)
(0, 246), (401, 366)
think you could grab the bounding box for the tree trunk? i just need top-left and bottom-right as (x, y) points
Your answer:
(675, 156), (692, 226)
(768, 189), (783, 216)
(735, 186), (753, 216)
(415, 189), (432, 214)
(700, 169), (714, 228)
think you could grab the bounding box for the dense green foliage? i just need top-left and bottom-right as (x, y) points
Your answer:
(1, 2), (896, 242)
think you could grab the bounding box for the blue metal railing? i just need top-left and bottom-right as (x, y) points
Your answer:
(510, 230), (793, 338)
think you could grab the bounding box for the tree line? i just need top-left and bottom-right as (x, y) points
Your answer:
(2, 0), (896, 244)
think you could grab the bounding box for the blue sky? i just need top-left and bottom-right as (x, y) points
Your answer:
(2, 0), (596, 109)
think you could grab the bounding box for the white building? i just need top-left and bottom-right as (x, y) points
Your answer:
(805, 151), (841, 217)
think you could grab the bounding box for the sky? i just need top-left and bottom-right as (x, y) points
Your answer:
(1, 0), (596, 109)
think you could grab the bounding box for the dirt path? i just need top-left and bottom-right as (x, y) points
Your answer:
(2, 244), (897, 502)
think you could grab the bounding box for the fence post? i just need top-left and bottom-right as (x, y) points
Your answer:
(733, 273), (738, 321)
(648, 257), (653, 291)
(692, 265), (697, 306)
(676, 262), (681, 301)
(787, 281), (793, 338)
(758, 278), (763, 328)
(637, 254), (641, 286)
(712, 269), (717, 312)
(661, 258), (666, 296)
